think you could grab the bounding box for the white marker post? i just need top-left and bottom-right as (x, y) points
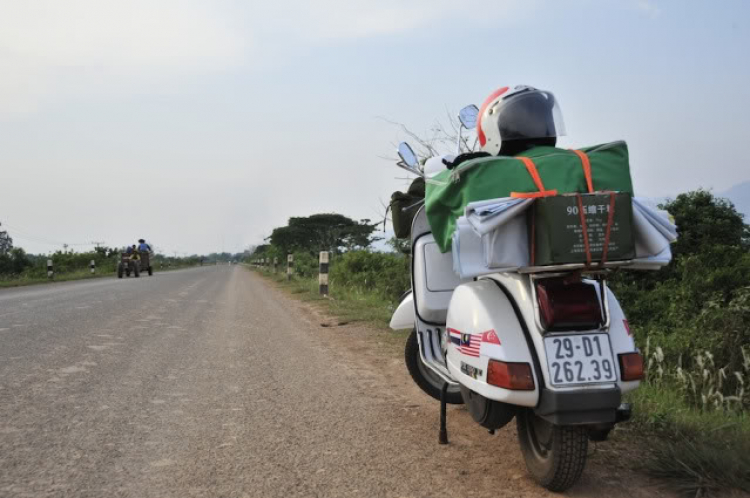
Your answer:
(47, 259), (53, 279)
(319, 251), (329, 296)
(287, 254), (293, 281)
(90, 259), (95, 274)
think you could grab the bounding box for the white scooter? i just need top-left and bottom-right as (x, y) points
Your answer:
(389, 106), (644, 492)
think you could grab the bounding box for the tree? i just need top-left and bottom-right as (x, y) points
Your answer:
(663, 189), (749, 257)
(0, 222), (12, 255)
(386, 236), (411, 254)
(610, 189), (750, 373)
(0, 247), (31, 276)
(269, 213), (379, 255)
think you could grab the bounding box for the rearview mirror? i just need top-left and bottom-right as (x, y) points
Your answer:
(397, 142), (419, 170)
(458, 105), (479, 130)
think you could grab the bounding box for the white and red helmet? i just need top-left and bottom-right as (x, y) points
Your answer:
(477, 85), (566, 155)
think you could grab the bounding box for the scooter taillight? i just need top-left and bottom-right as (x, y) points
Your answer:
(619, 352), (645, 381)
(535, 277), (603, 331)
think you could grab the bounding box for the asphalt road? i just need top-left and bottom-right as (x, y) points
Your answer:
(0, 267), (669, 498)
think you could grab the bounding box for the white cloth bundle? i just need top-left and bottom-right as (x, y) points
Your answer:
(450, 196), (678, 278)
(452, 218), (487, 278)
(465, 198), (534, 235)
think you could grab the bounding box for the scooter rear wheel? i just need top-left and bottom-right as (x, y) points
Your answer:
(404, 329), (463, 404)
(516, 408), (588, 492)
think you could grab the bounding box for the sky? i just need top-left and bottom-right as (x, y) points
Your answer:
(1, 0), (749, 255)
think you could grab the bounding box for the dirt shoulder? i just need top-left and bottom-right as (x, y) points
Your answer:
(253, 271), (677, 498)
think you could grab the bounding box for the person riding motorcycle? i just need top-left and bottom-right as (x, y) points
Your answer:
(137, 239), (151, 253)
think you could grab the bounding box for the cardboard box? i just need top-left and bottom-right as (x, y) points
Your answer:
(531, 193), (635, 266)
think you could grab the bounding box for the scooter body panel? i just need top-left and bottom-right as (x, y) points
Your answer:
(445, 279), (539, 407)
(446, 273), (640, 407)
(412, 233), (468, 324)
(390, 292), (414, 330)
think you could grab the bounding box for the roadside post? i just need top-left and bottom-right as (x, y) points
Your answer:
(319, 251), (329, 296)
(47, 259), (53, 279)
(90, 259), (95, 274)
(274, 257), (278, 274)
(287, 254), (293, 281)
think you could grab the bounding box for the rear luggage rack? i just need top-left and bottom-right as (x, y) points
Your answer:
(519, 260), (634, 274)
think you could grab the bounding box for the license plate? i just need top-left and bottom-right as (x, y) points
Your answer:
(543, 334), (617, 386)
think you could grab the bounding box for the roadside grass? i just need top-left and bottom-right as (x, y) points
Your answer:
(0, 268), (112, 288)
(626, 383), (750, 497)
(251, 265), (750, 497)
(0, 264), (201, 289)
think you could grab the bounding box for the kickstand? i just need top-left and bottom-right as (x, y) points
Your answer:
(439, 382), (449, 445)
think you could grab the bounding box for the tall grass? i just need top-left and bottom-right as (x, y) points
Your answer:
(645, 340), (749, 413)
(629, 340), (750, 496)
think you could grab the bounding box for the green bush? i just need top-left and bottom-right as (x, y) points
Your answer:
(329, 251), (410, 302)
(0, 247), (33, 277)
(610, 190), (750, 378)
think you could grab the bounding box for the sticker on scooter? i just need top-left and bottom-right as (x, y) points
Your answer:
(481, 329), (501, 345)
(448, 328), (481, 357)
(460, 362), (483, 379)
(449, 328), (501, 357)
(449, 328), (502, 357)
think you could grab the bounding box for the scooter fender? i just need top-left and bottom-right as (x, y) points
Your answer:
(486, 273), (641, 395)
(445, 280), (539, 408)
(389, 291), (414, 331)
(484, 273), (641, 395)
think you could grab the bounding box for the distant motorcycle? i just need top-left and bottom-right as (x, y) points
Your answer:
(117, 251), (153, 278)
(389, 106), (643, 492)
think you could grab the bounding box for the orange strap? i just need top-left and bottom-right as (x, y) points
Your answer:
(570, 149), (594, 193)
(511, 157), (558, 198)
(576, 194), (593, 267)
(577, 192), (618, 267)
(530, 208), (536, 266)
(600, 192), (617, 265)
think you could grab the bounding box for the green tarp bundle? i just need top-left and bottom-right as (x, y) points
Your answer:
(425, 141), (635, 252)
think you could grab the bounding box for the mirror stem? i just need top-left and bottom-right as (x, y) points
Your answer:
(456, 124), (465, 156)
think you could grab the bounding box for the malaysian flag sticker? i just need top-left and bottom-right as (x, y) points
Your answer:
(460, 333), (481, 357)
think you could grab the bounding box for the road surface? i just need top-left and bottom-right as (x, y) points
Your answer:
(0, 267), (669, 497)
